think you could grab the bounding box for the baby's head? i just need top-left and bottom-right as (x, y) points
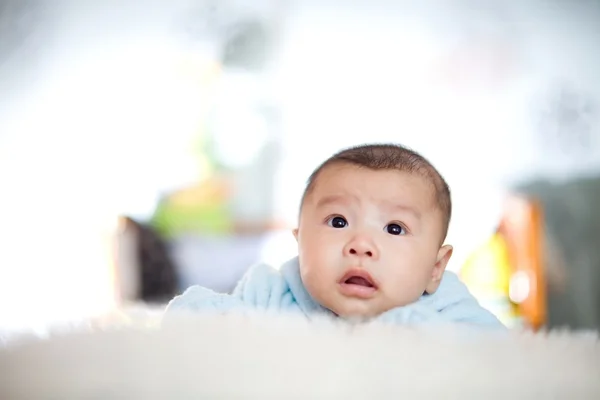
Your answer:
(293, 143), (452, 318)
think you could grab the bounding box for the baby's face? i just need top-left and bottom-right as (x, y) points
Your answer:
(294, 164), (452, 318)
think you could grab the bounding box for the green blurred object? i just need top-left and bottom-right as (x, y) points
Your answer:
(150, 171), (234, 238)
(151, 196), (233, 239)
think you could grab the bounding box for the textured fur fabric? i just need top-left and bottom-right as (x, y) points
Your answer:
(1, 312), (599, 399)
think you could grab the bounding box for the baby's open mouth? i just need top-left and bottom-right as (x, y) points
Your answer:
(339, 269), (377, 289)
(339, 270), (378, 299)
(344, 276), (374, 288)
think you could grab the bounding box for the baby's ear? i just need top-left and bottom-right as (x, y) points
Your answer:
(425, 245), (453, 294)
(292, 228), (299, 241)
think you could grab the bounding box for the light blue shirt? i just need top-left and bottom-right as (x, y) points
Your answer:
(165, 257), (505, 329)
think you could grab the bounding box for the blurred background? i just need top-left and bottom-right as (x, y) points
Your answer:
(0, 0), (599, 333)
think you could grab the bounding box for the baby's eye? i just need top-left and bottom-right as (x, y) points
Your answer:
(385, 223), (405, 235)
(327, 216), (348, 228)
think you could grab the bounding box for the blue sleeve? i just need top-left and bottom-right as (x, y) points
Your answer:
(164, 285), (248, 315)
(163, 263), (297, 317)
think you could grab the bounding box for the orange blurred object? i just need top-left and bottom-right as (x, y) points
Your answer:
(499, 196), (547, 330)
(459, 194), (547, 330)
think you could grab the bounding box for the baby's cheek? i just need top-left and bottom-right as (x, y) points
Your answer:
(389, 267), (429, 296)
(303, 261), (328, 284)
(300, 267), (332, 306)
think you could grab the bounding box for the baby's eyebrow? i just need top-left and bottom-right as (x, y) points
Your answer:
(387, 202), (422, 220)
(314, 195), (421, 220)
(315, 194), (356, 208)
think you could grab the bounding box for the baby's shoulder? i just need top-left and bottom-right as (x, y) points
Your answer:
(233, 261), (289, 301)
(241, 261), (283, 281)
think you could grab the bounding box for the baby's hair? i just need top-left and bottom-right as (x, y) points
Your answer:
(301, 143), (452, 241)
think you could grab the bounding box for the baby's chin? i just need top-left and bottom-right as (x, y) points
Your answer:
(326, 302), (385, 321)
(327, 297), (420, 321)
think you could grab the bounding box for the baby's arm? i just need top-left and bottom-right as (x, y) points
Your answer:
(164, 263), (295, 317)
(164, 285), (249, 315)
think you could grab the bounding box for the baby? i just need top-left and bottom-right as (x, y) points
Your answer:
(165, 143), (504, 328)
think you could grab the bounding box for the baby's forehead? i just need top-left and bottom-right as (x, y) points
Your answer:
(304, 164), (437, 207)
(315, 163), (433, 188)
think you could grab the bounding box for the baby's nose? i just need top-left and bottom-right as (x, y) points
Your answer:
(343, 237), (379, 259)
(348, 246), (373, 257)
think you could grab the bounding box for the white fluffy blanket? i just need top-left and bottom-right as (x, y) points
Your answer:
(0, 311), (599, 399)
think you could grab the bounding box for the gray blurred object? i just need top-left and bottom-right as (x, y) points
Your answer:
(114, 217), (179, 305)
(534, 80), (597, 155)
(517, 176), (600, 330)
(0, 0), (42, 65)
(0, 0), (58, 103)
(221, 19), (270, 71)
(169, 234), (266, 294)
(1, 0), (283, 71)
(174, 0), (283, 72)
